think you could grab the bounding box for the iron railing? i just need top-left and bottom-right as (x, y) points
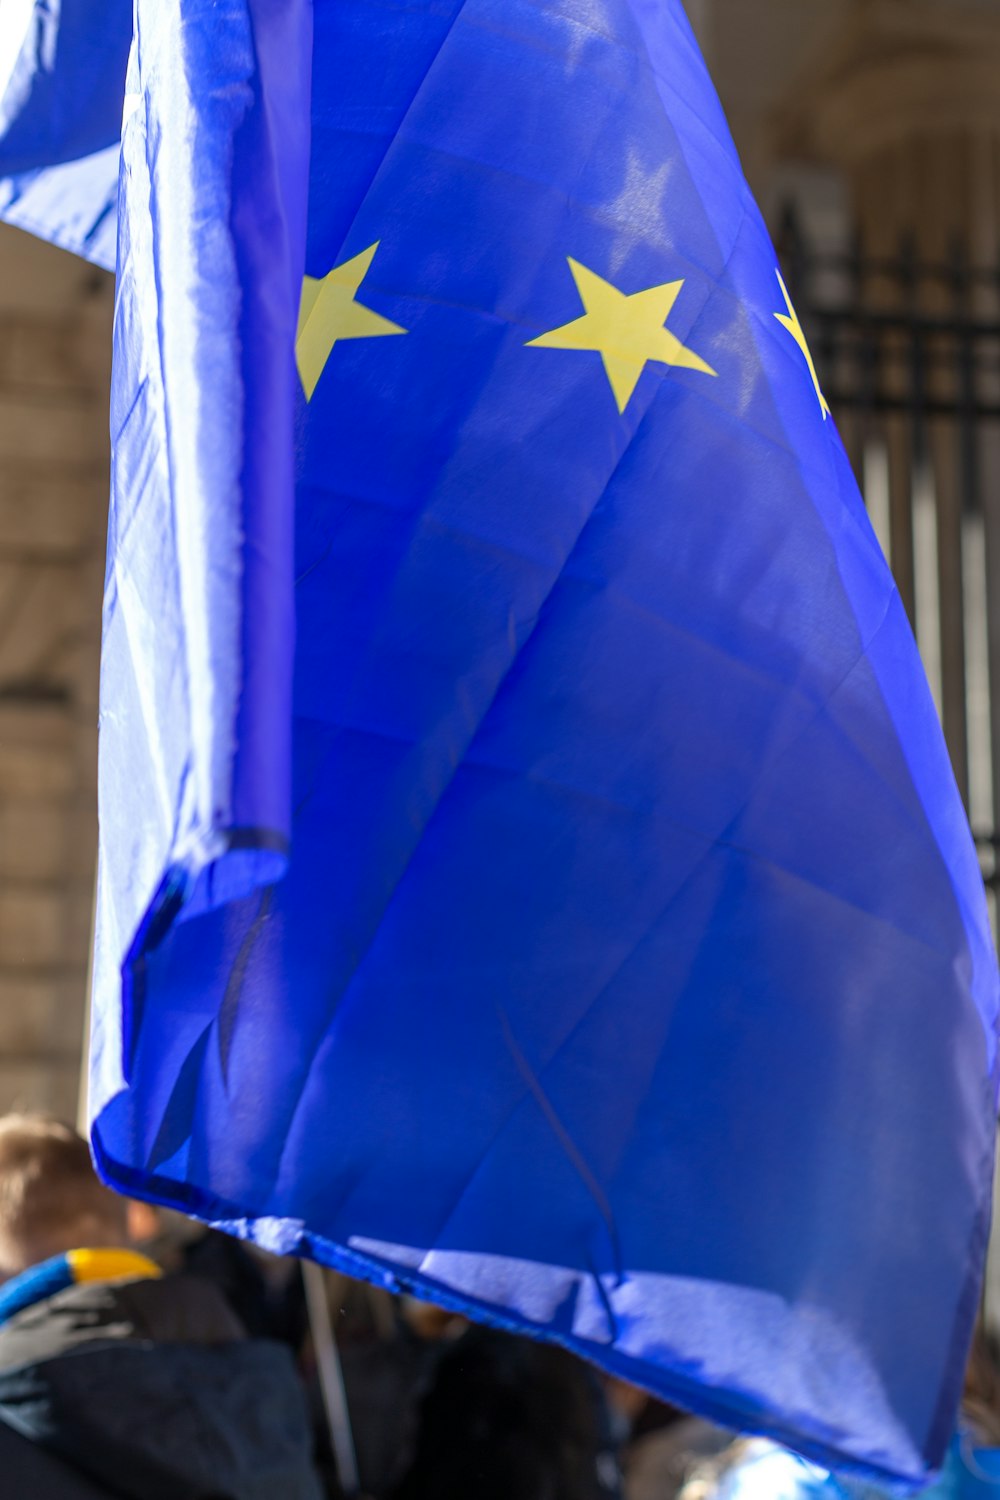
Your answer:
(778, 207), (1000, 894)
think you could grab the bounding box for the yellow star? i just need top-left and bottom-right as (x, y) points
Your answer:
(296, 241), (407, 401)
(773, 269), (829, 420)
(527, 258), (716, 414)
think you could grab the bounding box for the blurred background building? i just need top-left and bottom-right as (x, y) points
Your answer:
(0, 0), (996, 1175)
(0, 234), (111, 1120)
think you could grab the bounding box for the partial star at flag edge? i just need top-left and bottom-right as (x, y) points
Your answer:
(296, 241), (408, 401)
(774, 268), (830, 420)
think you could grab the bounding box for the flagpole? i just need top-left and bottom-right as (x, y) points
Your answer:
(303, 1260), (361, 1496)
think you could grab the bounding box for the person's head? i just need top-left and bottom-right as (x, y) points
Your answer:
(393, 1326), (620, 1500)
(399, 1294), (467, 1342)
(0, 1114), (128, 1277)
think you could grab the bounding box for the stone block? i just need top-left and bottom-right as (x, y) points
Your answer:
(62, 889), (95, 973)
(0, 975), (61, 1052)
(0, 395), (108, 468)
(0, 468), (108, 558)
(0, 1059), (82, 1121)
(47, 633), (101, 709)
(0, 969), (90, 1056)
(0, 887), (65, 968)
(73, 728), (99, 799)
(0, 800), (67, 882)
(64, 807), (98, 880)
(0, 225), (112, 317)
(0, 559), (77, 690)
(0, 706), (73, 796)
(0, 313), (112, 397)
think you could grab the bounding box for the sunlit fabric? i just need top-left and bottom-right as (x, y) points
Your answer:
(0, 0), (129, 267)
(1, 0), (998, 1486)
(711, 1435), (1000, 1500)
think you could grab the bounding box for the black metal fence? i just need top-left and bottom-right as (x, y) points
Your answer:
(777, 208), (1000, 894)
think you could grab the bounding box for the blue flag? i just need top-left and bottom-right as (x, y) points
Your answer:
(3, 0), (998, 1484)
(0, 0), (129, 267)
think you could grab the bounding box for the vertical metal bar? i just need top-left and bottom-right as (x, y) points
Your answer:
(929, 240), (970, 804)
(954, 242), (979, 531)
(776, 201), (808, 322)
(877, 237), (915, 624)
(964, 504), (992, 836)
(837, 227), (867, 486)
(980, 253), (1000, 848)
(905, 237), (948, 717)
(931, 417), (968, 802)
(885, 412), (915, 623)
(955, 243), (993, 836)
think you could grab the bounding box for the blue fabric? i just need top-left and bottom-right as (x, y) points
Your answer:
(2, 0), (998, 1486)
(714, 1442), (850, 1500)
(0, 0), (130, 266)
(710, 1435), (1000, 1500)
(923, 1436), (1000, 1500)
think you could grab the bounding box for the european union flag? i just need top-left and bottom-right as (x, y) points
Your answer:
(2, 0), (997, 1484)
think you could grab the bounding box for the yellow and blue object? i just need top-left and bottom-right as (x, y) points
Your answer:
(0, 1250), (161, 1327)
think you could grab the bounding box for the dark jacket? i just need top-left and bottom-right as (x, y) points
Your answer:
(0, 1271), (326, 1500)
(392, 1325), (623, 1500)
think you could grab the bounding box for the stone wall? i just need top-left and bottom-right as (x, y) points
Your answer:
(0, 225), (112, 1121)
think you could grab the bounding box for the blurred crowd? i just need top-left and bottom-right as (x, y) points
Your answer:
(0, 1113), (996, 1500)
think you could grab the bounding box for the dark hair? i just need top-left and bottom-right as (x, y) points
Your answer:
(393, 1326), (620, 1500)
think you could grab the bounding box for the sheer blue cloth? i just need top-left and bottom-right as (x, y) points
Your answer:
(1, 0), (997, 1484)
(0, 0), (129, 266)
